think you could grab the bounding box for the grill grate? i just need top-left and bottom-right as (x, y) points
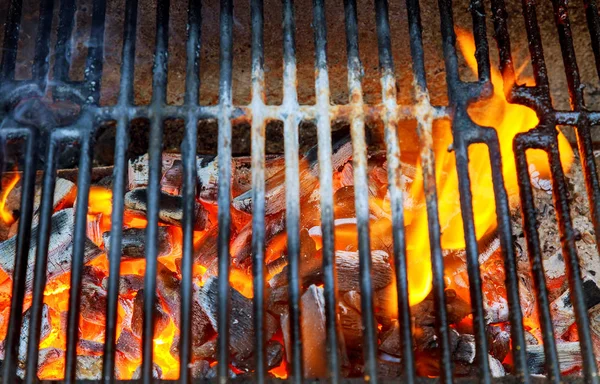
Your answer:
(0, 0), (598, 382)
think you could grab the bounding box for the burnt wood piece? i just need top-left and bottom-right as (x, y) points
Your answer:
(0, 304), (52, 366)
(549, 272), (600, 337)
(124, 188), (209, 231)
(230, 210), (286, 268)
(77, 339), (105, 356)
(198, 277), (278, 360)
(128, 153), (286, 201)
(12, 347), (102, 380)
(103, 227), (172, 259)
(0, 208), (104, 294)
(102, 274), (145, 297)
(3, 177), (77, 225)
(116, 328), (141, 361)
(270, 249), (393, 292)
(80, 266), (108, 326)
(232, 135), (353, 215)
(486, 325), (510, 362)
(131, 289), (170, 339)
(526, 342), (583, 374)
(132, 363), (163, 379)
(232, 340), (284, 372)
(281, 284), (328, 378)
(408, 289), (471, 327)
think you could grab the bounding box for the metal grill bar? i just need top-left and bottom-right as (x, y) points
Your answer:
(372, 0), (415, 380)
(64, 127), (94, 383)
(142, 0), (170, 381)
(179, 0), (201, 382)
(32, 0), (54, 82)
(436, 0), (491, 382)
(1, 128), (38, 384)
(216, 0), (234, 380)
(25, 135), (60, 384)
(0, 0), (22, 80)
(54, 0), (77, 82)
(102, 0), (138, 381)
(281, 0), (304, 381)
(312, 0), (340, 381)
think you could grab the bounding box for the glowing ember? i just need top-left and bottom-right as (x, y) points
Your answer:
(0, 173), (20, 225)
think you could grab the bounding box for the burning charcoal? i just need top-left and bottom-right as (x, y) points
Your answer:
(205, 365), (237, 379)
(333, 186), (356, 218)
(379, 321), (400, 356)
(192, 338), (217, 360)
(117, 328), (141, 361)
(281, 285), (327, 378)
(526, 342), (582, 375)
(230, 210), (286, 268)
(198, 277), (278, 360)
(76, 355), (103, 380)
(80, 266), (107, 326)
(124, 188), (209, 230)
(377, 354), (402, 378)
(549, 272), (600, 338)
(453, 333), (476, 364)
(3, 177), (76, 221)
(103, 227), (172, 259)
(0, 209), (103, 294)
(338, 300), (363, 351)
(453, 355), (505, 378)
(132, 363), (163, 379)
(190, 359), (211, 378)
(131, 289), (170, 339)
(3, 304), (52, 366)
(486, 325), (510, 362)
(266, 285), (289, 315)
(194, 225), (219, 267)
(128, 153), (286, 202)
(232, 340), (284, 372)
(336, 250), (393, 292)
(77, 339), (104, 355)
(233, 135), (353, 215)
(102, 274), (145, 297)
(414, 325), (438, 352)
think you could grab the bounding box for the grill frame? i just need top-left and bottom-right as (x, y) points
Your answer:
(0, 0), (597, 383)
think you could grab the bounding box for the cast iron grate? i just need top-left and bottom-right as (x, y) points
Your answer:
(0, 0), (598, 382)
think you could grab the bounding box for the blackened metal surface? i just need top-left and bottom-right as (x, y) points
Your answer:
(0, 0), (598, 383)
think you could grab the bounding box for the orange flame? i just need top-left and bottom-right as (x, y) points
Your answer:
(0, 173), (20, 225)
(403, 30), (575, 306)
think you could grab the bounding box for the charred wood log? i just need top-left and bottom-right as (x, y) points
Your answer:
(486, 324), (510, 362)
(230, 210), (286, 268)
(116, 328), (141, 361)
(232, 340), (284, 372)
(80, 266), (108, 326)
(0, 209), (103, 293)
(102, 274), (145, 297)
(103, 227), (172, 259)
(124, 188), (210, 230)
(198, 277), (278, 360)
(132, 362), (163, 379)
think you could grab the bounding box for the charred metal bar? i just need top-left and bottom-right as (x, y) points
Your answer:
(32, 0), (54, 82)
(65, 126), (94, 383)
(341, 0), (378, 379)
(468, 0), (490, 83)
(102, 0), (138, 381)
(281, 0), (304, 381)
(24, 136), (59, 384)
(514, 133), (561, 384)
(404, 0), (453, 381)
(436, 0), (490, 382)
(0, 0), (22, 80)
(1, 129), (38, 384)
(84, 0), (108, 104)
(550, 1), (599, 380)
(217, 0), (234, 380)
(312, 0), (339, 380)
(250, 0), (267, 379)
(54, 0), (77, 82)
(179, 0), (201, 382)
(583, 0), (600, 79)
(141, 0), (170, 381)
(373, 0), (415, 381)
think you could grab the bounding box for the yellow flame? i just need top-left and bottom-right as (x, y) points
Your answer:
(0, 173), (20, 225)
(403, 29), (575, 306)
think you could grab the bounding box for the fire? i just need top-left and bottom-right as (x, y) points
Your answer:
(0, 173), (20, 225)
(402, 30), (575, 305)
